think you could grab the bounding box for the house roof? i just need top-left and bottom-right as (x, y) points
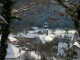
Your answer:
(73, 42), (80, 49)
(38, 34), (46, 43)
(17, 33), (27, 38)
(8, 37), (18, 41)
(38, 34), (53, 43)
(29, 27), (39, 31)
(5, 43), (25, 58)
(26, 34), (39, 38)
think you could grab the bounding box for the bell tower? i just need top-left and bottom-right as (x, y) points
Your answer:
(43, 23), (48, 35)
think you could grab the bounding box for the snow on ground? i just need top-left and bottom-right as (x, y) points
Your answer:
(54, 30), (76, 37)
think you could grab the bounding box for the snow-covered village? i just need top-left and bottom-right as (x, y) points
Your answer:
(0, 0), (80, 60)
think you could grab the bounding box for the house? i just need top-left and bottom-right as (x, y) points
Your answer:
(16, 33), (27, 43)
(16, 33), (28, 47)
(16, 33), (39, 48)
(26, 34), (39, 42)
(5, 43), (25, 60)
(8, 37), (18, 45)
(0, 35), (18, 45)
(16, 33), (39, 43)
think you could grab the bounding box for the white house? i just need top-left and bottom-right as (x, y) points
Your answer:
(5, 43), (25, 60)
(8, 37), (18, 45)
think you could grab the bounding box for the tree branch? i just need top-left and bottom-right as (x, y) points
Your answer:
(57, 0), (68, 8)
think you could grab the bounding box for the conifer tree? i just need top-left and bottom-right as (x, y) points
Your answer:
(0, 0), (19, 60)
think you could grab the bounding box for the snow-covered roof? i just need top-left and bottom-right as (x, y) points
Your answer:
(8, 37), (18, 41)
(45, 35), (53, 41)
(17, 33), (27, 38)
(5, 44), (25, 58)
(28, 27), (40, 34)
(73, 42), (80, 49)
(26, 34), (39, 38)
(39, 34), (46, 43)
(38, 34), (53, 43)
(28, 27), (39, 31)
(28, 30), (39, 34)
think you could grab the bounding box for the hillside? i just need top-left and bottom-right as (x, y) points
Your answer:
(12, 0), (75, 33)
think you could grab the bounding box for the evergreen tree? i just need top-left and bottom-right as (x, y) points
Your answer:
(0, 0), (19, 60)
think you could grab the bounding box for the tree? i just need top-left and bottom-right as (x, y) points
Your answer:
(0, 0), (20, 60)
(40, 41), (58, 60)
(54, 0), (80, 35)
(58, 29), (77, 60)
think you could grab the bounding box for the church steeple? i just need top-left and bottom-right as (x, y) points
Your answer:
(43, 22), (48, 35)
(43, 22), (48, 29)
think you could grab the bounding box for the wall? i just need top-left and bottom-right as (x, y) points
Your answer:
(5, 53), (25, 60)
(5, 58), (16, 60)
